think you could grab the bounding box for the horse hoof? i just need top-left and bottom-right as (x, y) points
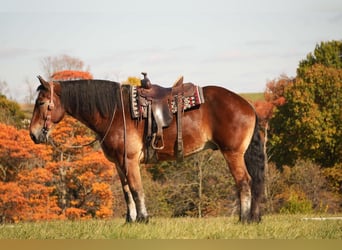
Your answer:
(136, 215), (149, 224)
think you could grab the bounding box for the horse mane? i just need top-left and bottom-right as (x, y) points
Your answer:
(59, 79), (121, 117)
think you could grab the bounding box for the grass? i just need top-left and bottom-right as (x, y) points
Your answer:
(0, 215), (341, 239)
(239, 92), (264, 102)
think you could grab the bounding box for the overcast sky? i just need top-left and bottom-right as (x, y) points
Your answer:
(1, 0), (341, 101)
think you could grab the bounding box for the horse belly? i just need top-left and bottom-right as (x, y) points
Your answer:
(155, 110), (211, 160)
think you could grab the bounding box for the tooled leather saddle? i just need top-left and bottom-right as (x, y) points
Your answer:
(130, 73), (205, 163)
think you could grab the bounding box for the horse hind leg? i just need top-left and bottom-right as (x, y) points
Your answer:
(243, 119), (265, 223)
(222, 151), (252, 223)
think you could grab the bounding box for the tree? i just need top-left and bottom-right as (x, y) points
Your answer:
(51, 70), (93, 81)
(122, 76), (141, 86)
(0, 123), (52, 182)
(297, 40), (342, 77)
(44, 69), (115, 219)
(0, 123), (59, 222)
(0, 95), (26, 128)
(0, 182), (27, 223)
(41, 54), (89, 79)
(0, 80), (9, 97)
(146, 150), (236, 217)
(269, 41), (342, 168)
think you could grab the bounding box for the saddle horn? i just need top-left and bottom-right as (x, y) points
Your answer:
(172, 76), (184, 87)
(141, 72), (152, 89)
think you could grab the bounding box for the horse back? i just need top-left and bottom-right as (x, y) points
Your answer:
(155, 85), (256, 159)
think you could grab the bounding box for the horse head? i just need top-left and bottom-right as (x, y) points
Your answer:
(29, 76), (65, 144)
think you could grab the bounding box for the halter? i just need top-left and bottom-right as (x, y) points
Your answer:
(42, 81), (55, 135)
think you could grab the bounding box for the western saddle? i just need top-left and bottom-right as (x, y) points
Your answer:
(130, 72), (204, 162)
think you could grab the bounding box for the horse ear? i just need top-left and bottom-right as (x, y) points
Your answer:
(173, 76), (184, 87)
(37, 75), (50, 90)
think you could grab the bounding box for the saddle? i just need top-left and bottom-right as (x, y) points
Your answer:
(130, 73), (205, 162)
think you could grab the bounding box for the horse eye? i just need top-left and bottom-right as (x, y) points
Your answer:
(38, 101), (45, 106)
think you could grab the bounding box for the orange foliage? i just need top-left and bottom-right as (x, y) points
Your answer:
(0, 68), (116, 223)
(0, 182), (27, 223)
(65, 207), (87, 220)
(264, 74), (292, 103)
(0, 123), (52, 182)
(254, 101), (274, 122)
(0, 72), (115, 222)
(17, 168), (61, 221)
(254, 76), (290, 128)
(51, 70), (93, 81)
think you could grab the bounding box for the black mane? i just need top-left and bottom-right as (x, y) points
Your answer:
(60, 79), (121, 117)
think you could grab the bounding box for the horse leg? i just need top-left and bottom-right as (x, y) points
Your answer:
(115, 166), (137, 222)
(222, 151), (252, 223)
(125, 159), (149, 223)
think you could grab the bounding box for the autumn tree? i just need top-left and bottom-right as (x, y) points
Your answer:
(51, 70), (93, 81)
(41, 54), (89, 80)
(0, 123), (52, 182)
(268, 41), (342, 168)
(45, 68), (115, 219)
(0, 123), (57, 222)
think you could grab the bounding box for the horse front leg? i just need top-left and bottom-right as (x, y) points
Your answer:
(116, 166), (137, 222)
(122, 183), (137, 222)
(125, 160), (149, 223)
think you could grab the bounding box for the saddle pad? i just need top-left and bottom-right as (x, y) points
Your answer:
(130, 85), (205, 119)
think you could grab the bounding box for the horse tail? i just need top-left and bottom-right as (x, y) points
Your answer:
(244, 115), (265, 221)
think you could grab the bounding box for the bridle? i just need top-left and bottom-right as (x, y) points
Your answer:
(42, 81), (55, 136)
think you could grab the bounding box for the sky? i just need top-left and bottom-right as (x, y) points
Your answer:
(0, 0), (341, 102)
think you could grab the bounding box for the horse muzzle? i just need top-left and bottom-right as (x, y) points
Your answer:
(30, 129), (49, 144)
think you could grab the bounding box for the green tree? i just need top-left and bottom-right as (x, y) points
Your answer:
(0, 95), (25, 128)
(298, 40), (342, 77)
(122, 76), (141, 86)
(269, 41), (342, 168)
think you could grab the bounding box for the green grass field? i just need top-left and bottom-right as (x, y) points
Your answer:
(239, 92), (264, 101)
(1, 215), (341, 239)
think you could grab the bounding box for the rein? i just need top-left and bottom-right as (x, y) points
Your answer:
(120, 85), (128, 175)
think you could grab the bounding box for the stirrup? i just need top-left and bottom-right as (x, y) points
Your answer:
(151, 133), (164, 150)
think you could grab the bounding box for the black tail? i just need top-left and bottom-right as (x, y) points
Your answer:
(244, 115), (265, 222)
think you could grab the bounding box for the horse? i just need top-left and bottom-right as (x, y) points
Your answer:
(29, 76), (265, 223)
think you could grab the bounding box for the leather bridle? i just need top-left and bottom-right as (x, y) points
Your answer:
(42, 81), (55, 135)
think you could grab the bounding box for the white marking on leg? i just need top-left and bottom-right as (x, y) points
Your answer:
(138, 195), (148, 218)
(127, 191), (137, 221)
(239, 181), (252, 222)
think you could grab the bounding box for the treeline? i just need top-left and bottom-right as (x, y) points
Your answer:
(0, 41), (341, 223)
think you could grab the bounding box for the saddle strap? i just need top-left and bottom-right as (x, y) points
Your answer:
(176, 95), (184, 161)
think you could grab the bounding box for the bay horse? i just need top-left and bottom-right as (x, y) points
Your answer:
(29, 76), (265, 223)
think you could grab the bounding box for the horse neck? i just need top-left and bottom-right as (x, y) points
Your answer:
(66, 108), (115, 135)
(60, 82), (127, 136)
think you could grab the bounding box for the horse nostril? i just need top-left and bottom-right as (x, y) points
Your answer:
(30, 132), (38, 144)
